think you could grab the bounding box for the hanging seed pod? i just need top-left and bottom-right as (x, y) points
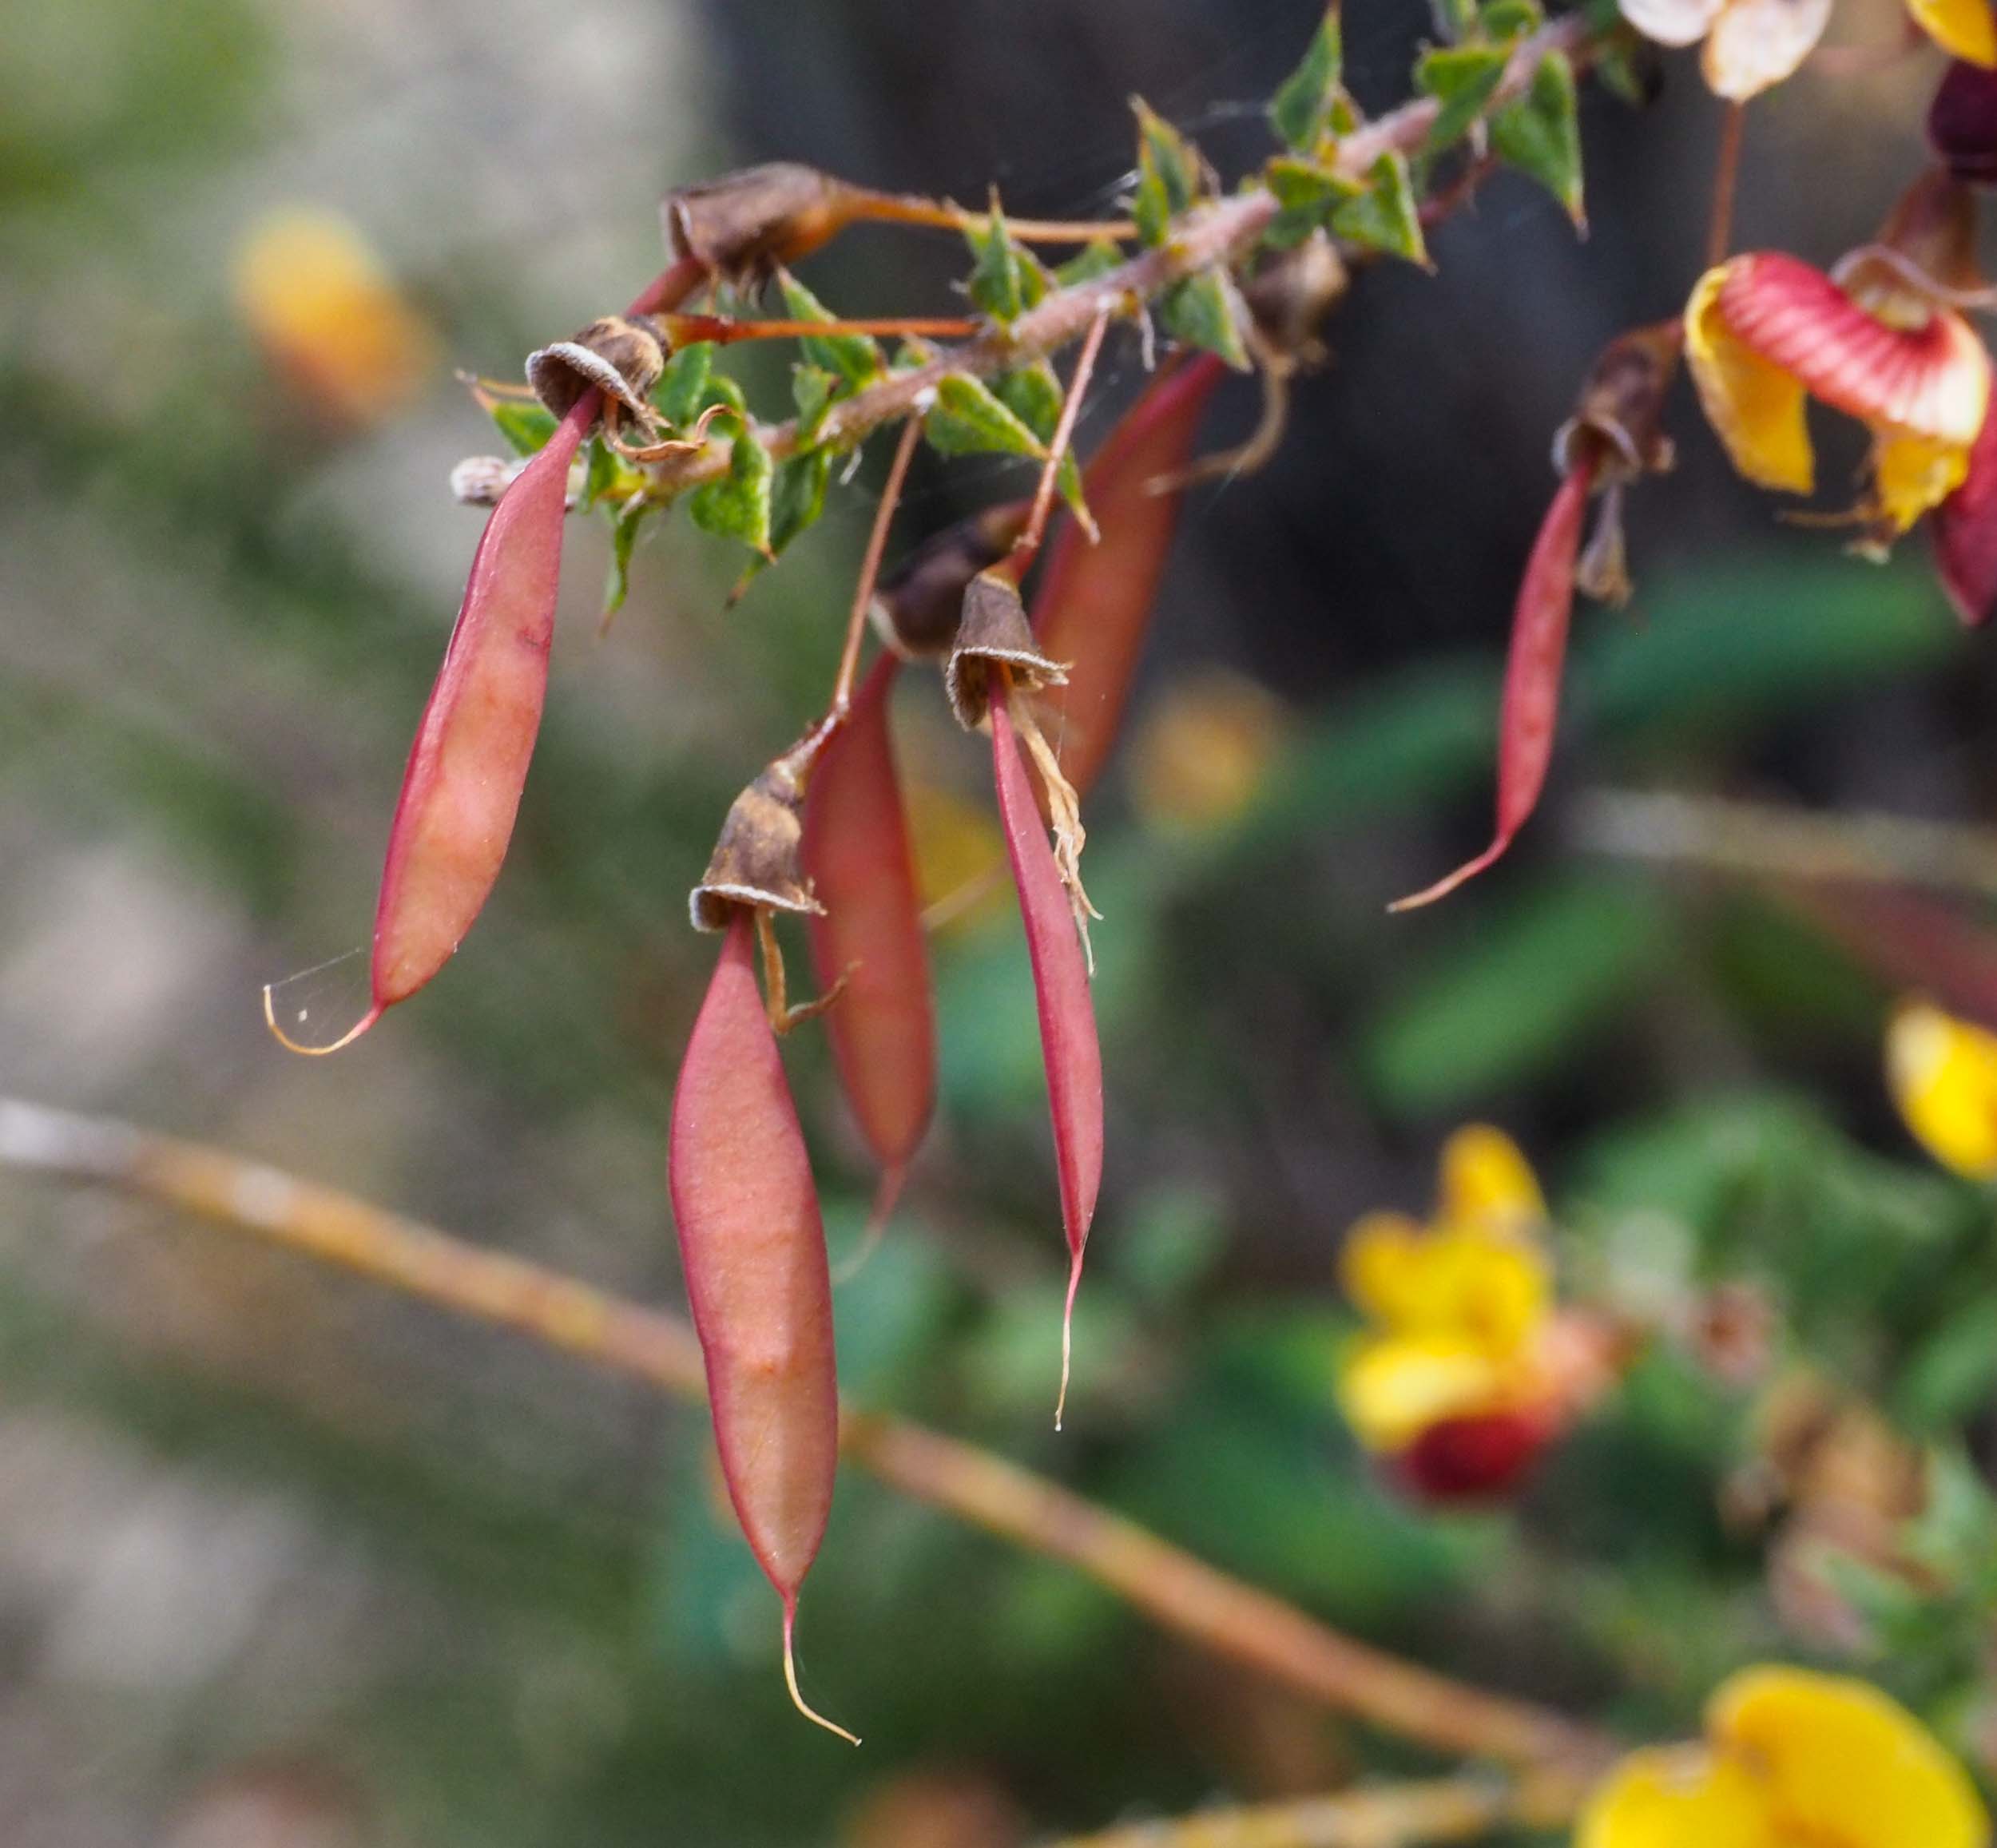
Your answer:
(1030, 355), (1227, 799)
(946, 568), (1070, 728)
(1935, 393), (1997, 625)
(868, 503), (1030, 661)
(1931, 59), (1997, 186)
(1394, 323), (1681, 910)
(801, 657), (935, 1248)
(267, 396), (593, 1053)
(526, 315), (668, 426)
(692, 749), (824, 931)
(991, 694), (1105, 1428)
(669, 909), (854, 1743)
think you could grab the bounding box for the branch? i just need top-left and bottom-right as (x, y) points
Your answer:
(0, 1096), (1613, 1775)
(1040, 1770), (1587, 1848)
(625, 12), (1597, 501)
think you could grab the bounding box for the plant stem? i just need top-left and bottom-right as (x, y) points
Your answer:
(1014, 304), (1111, 569)
(832, 414), (922, 716)
(1705, 101), (1745, 271)
(1041, 1770), (1587, 1848)
(628, 13), (1594, 504)
(0, 1097), (1613, 1775)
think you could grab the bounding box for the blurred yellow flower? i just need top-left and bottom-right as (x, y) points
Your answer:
(1125, 668), (1288, 835)
(904, 779), (1006, 932)
(1578, 1666), (1988, 1848)
(232, 208), (435, 426)
(1335, 1126), (1552, 1453)
(1887, 999), (1997, 1179)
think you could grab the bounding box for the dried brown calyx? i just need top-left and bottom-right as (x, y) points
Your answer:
(691, 748), (824, 933)
(1833, 166), (1995, 317)
(664, 163), (862, 293)
(944, 569), (1069, 730)
(1553, 319), (1683, 604)
(528, 315), (666, 426)
(1241, 230), (1350, 371)
(870, 504), (1030, 661)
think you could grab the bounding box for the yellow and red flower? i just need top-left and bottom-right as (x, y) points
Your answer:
(1888, 997), (1997, 1177)
(1335, 1128), (1608, 1501)
(1578, 1666), (1988, 1848)
(1622, 0), (1996, 100)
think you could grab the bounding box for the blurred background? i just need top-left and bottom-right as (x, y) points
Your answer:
(3, 0), (1995, 1841)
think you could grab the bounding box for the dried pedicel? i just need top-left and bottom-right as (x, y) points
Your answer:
(670, 909), (853, 1743)
(801, 656), (935, 1247)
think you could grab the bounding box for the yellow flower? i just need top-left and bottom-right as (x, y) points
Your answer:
(1578, 1666), (1989, 1848)
(1887, 999), (1997, 1179)
(232, 208), (435, 426)
(1620, 0), (1995, 100)
(1685, 251), (1991, 544)
(1335, 1127), (1553, 1453)
(1126, 668), (1289, 835)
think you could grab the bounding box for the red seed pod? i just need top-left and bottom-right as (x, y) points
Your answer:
(1935, 387), (1997, 625)
(1030, 354), (1228, 799)
(991, 695), (1104, 1427)
(800, 656), (936, 1238)
(1931, 60), (1997, 187)
(1391, 458), (1596, 911)
(1393, 1406), (1557, 1505)
(265, 397), (591, 1053)
(669, 910), (854, 1743)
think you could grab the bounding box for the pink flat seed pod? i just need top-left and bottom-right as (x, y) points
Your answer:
(669, 910), (853, 1743)
(991, 696), (1104, 1427)
(1392, 459), (1596, 911)
(1935, 392), (1997, 625)
(1718, 252), (1988, 444)
(1030, 353), (1227, 799)
(801, 655), (936, 1243)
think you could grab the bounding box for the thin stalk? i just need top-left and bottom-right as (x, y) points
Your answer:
(0, 1097), (1613, 1775)
(1014, 304), (1113, 569)
(832, 415), (923, 716)
(1705, 102), (1745, 272)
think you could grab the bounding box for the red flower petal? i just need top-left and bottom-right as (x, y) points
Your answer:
(1030, 353), (1227, 799)
(802, 655), (936, 1205)
(1718, 252), (1987, 444)
(1393, 1405), (1557, 1505)
(1935, 390), (1997, 625)
(991, 696), (1104, 1425)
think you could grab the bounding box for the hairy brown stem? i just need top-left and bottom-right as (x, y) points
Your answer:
(0, 1097), (1612, 1774)
(628, 14), (1593, 505)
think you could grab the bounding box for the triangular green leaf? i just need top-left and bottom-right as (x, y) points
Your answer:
(923, 371), (1046, 460)
(1055, 239), (1125, 286)
(688, 413), (774, 554)
(1415, 43), (1510, 151)
(790, 363), (841, 445)
(776, 273), (883, 387)
(604, 498), (647, 618)
(1481, 0), (1542, 38)
(769, 448), (832, 554)
(485, 396), (558, 457)
(1492, 51), (1584, 227)
(1131, 100), (1203, 245)
(1157, 268), (1253, 371)
(655, 343), (715, 429)
(993, 363), (1090, 522)
(1268, 5), (1344, 152)
(1328, 151), (1428, 266)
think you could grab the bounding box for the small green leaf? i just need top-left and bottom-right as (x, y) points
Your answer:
(579, 435), (617, 514)
(769, 448), (832, 554)
(655, 343), (714, 428)
(486, 397), (558, 457)
(1481, 0), (1542, 38)
(1593, 33), (1655, 108)
(1328, 151), (1428, 266)
(790, 363), (841, 444)
(688, 414), (773, 554)
(1492, 52), (1584, 226)
(1056, 239), (1125, 286)
(604, 498), (646, 617)
(1261, 155), (1348, 249)
(923, 371), (1046, 461)
(1432, 0), (1479, 39)
(1269, 5), (1344, 153)
(776, 273), (883, 387)
(1157, 268), (1253, 371)
(993, 361), (1063, 442)
(964, 205), (1050, 323)
(1132, 100), (1202, 245)
(1415, 43), (1510, 151)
